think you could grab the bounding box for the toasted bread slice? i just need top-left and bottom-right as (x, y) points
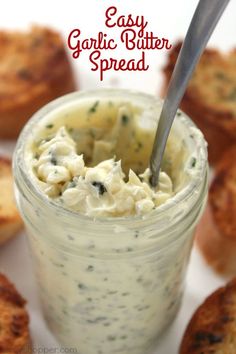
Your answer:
(196, 145), (236, 276)
(0, 156), (23, 245)
(0, 26), (76, 139)
(0, 273), (31, 353)
(180, 278), (236, 354)
(163, 41), (236, 165)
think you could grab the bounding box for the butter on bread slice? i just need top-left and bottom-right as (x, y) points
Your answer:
(0, 156), (23, 245)
(180, 278), (236, 354)
(163, 41), (236, 165)
(0, 273), (32, 352)
(0, 26), (76, 139)
(196, 145), (236, 276)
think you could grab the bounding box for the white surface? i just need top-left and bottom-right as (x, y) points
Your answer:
(0, 0), (235, 352)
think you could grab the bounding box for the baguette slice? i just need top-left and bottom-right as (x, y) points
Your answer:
(0, 156), (23, 245)
(180, 278), (236, 354)
(0, 26), (76, 139)
(163, 41), (236, 165)
(196, 145), (236, 276)
(0, 273), (32, 353)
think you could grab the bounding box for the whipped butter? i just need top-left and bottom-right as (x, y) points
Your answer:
(28, 97), (191, 218)
(33, 124), (173, 217)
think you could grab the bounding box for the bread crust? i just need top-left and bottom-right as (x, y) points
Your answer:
(179, 278), (236, 354)
(0, 273), (32, 353)
(163, 41), (236, 165)
(0, 26), (76, 139)
(196, 145), (236, 275)
(0, 156), (23, 245)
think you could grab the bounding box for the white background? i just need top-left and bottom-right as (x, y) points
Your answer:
(0, 0), (235, 353)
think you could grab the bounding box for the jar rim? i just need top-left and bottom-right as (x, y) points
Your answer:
(13, 88), (208, 229)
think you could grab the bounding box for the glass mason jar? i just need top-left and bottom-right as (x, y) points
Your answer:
(13, 89), (208, 354)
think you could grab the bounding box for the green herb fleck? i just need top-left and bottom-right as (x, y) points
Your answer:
(167, 300), (176, 309)
(107, 335), (116, 341)
(191, 157), (197, 168)
(121, 335), (127, 340)
(68, 127), (74, 134)
(87, 319), (96, 324)
(67, 234), (74, 241)
(108, 290), (118, 295)
(135, 142), (143, 152)
(89, 101), (99, 114)
(122, 114), (129, 125)
(87, 265), (94, 272)
(67, 181), (77, 189)
(78, 283), (86, 290)
(104, 322), (111, 327)
(138, 142), (143, 149)
(46, 124), (54, 129)
(88, 244), (95, 249)
(177, 111), (182, 117)
(95, 316), (107, 322)
(92, 181), (107, 195)
(118, 305), (126, 309)
(50, 156), (57, 165)
(137, 305), (150, 311)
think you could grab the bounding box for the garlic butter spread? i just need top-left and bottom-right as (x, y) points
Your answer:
(18, 92), (206, 354)
(28, 99), (189, 217)
(34, 126), (172, 217)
